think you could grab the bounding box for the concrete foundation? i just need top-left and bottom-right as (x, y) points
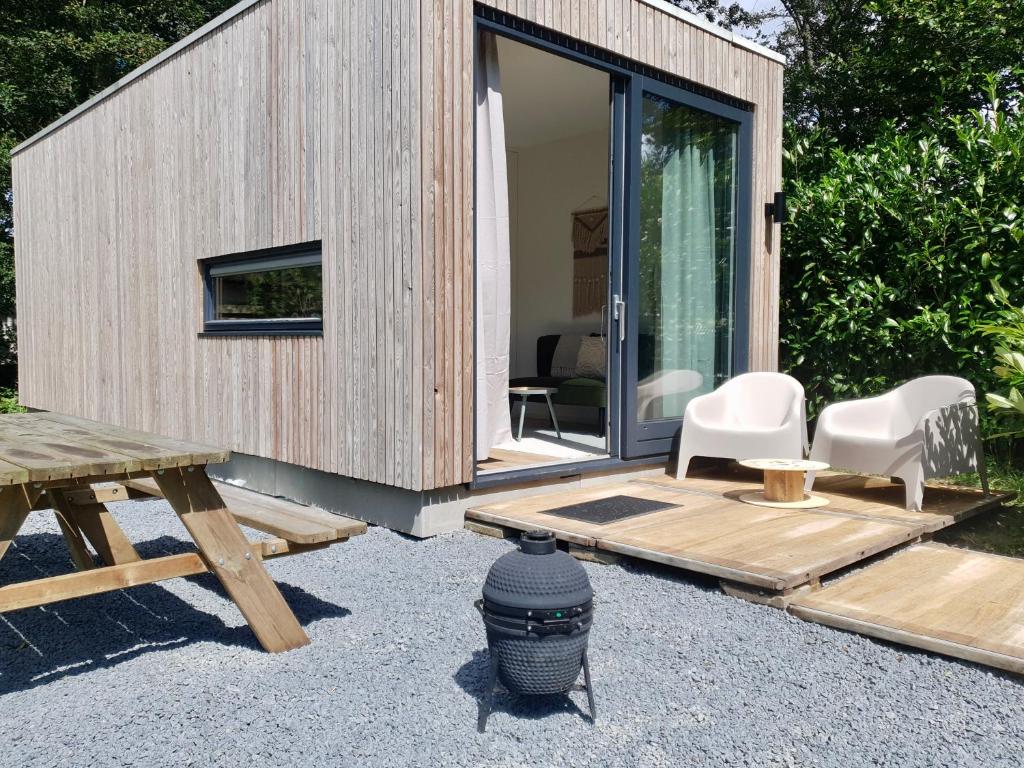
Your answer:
(208, 453), (668, 537)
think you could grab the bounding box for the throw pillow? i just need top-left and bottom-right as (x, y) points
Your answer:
(575, 336), (606, 380)
(551, 334), (583, 377)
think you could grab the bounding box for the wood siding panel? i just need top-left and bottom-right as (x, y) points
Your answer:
(13, 0), (425, 490)
(14, 0), (781, 492)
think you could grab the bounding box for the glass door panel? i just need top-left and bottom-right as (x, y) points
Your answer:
(622, 79), (752, 457)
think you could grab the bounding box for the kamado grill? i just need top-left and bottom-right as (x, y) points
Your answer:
(475, 531), (596, 732)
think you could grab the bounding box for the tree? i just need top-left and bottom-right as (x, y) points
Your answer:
(670, 0), (781, 40)
(775, 0), (1024, 145)
(781, 80), (1024, 419)
(0, 1), (236, 380)
(771, 0), (1024, 445)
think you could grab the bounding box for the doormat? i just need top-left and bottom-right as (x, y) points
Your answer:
(542, 495), (678, 525)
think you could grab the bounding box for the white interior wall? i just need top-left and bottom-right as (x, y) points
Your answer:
(508, 127), (610, 378)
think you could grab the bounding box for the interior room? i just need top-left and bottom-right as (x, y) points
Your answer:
(475, 35), (613, 475)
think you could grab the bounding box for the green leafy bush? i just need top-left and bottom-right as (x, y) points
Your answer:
(781, 80), (1024, 423)
(0, 387), (23, 413)
(978, 283), (1024, 437)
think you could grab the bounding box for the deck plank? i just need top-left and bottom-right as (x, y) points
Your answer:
(466, 480), (924, 590)
(467, 468), (1020, 675)
(601, 504), (920, 590)
(790, 543), (1024, 675)
(477, 447), (567, 473)
(639, 468), (1012, 532)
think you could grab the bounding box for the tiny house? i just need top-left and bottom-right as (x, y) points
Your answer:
(11, 0), (784, 535)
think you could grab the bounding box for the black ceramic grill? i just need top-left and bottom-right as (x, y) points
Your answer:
(475, 530), (596, 732)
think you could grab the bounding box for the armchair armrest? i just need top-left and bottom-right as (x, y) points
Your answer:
(916, 397), (979, 437)
(916, 398), (988, 491)
(685, 388), (728, 427)
(818, 392), (899, 437)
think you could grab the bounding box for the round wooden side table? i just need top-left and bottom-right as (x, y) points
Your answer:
(737, 458), (831, 509)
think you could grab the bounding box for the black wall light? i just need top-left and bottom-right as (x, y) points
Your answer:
(765, 191), (787, 223)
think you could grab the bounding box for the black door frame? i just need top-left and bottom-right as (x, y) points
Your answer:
(621, 77), (754, 458)
(475, 14), (630, 472)
(471, 8), (755, 486)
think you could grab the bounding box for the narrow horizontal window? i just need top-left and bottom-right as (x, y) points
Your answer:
(201, 243), (323, 336)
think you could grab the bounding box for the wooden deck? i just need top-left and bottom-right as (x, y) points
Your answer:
(791, 543), (1024, 675)
(466, 466), (1012, 592)
(467, 465), (1024, 674)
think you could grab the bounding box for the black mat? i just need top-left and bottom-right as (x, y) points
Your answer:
(542, 494), (679, 525)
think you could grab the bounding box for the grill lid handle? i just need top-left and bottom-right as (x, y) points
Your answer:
(519, 530), (557, 555)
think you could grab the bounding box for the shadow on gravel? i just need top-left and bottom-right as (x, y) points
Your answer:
(0, 533), (349, 696)
(454, 649), (592, 728)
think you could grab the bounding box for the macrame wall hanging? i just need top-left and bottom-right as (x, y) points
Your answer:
(571, 207), (609, 317)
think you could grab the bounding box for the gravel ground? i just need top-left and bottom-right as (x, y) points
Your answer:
(1, 498), (1023, 768)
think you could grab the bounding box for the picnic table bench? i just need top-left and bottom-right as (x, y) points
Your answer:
(0, 412), (365, 652)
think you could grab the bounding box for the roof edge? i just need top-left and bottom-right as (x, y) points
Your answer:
(12, 0), (784, 156)
(639, 0), (787, 65)
(11, 0), (264, 157)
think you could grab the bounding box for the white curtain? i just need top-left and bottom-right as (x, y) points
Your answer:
(474, 32), (513, 461)
(658, 128), (717, 418)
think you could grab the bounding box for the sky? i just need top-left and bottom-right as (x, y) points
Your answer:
(734, 0), (788, 40)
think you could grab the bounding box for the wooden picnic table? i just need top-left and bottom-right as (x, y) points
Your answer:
(0, 412), (354, 653)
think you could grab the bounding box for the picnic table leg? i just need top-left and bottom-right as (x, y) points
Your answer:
(0, 485), (41, 565)
(153, 467), (310, 653)
(51, 494), (141, 566)
(53, 510), (97, 572)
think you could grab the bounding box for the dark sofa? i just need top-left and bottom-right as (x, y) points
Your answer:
(509, 333), (657, 436)
(509, 334), (607, 435)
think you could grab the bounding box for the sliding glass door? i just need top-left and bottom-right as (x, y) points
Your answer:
(620, 78), (752, 457)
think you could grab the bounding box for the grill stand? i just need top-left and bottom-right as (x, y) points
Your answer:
(477, 650), (597, 733)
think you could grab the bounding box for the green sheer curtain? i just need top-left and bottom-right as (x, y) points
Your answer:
(638, 94), (738, 421)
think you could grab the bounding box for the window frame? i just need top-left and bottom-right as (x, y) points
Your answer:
(200, 241), (324, 337)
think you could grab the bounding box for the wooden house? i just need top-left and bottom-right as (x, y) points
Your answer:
(11, 0), (784, 535)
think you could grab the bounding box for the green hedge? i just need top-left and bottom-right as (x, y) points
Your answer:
(780, 86), (1024, 425)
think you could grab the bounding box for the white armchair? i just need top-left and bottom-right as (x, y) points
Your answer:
(805, 376), (989, 511)
(675, 372), (808, 479)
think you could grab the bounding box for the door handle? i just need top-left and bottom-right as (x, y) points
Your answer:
(612, 294), (626, 344)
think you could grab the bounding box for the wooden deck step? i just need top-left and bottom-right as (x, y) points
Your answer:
(466, 481), (926, 591)
(124, 478), (366, 545)
(790, 543), (1024, 675)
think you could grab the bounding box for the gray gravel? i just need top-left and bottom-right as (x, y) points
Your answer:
(1, 497), (1022, 767)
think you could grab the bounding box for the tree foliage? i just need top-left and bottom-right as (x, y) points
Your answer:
(978, 284), (1024, 438)
(776, 0), (1024, 146)
(781, 80), (1024, 419)
(772, 0), (1024, 449)
(669, 0), (781, 37)
(216, 267), (324, 321)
